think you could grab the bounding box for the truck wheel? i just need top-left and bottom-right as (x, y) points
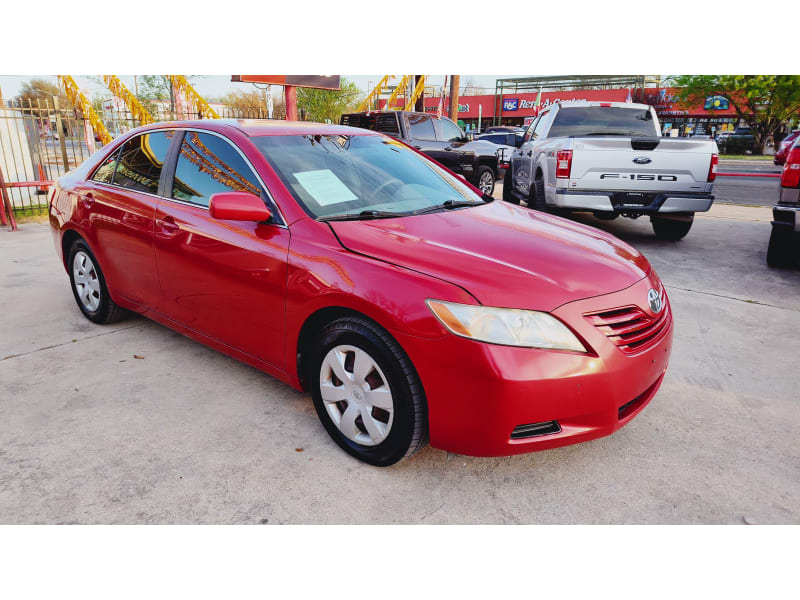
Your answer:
(766, 228), (795, 268)
(651, 214), (694, 240)
(502, 168), (518, 204)
(528, 176), (546, 212)
(476, 166), (495, 196)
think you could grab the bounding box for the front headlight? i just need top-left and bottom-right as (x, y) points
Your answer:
(426, 299), (587, 352)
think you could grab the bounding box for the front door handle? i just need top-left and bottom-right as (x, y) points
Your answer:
(444, 146), (453, 151)
(413, 145), (422, 150)
(79, 193), (93, 209)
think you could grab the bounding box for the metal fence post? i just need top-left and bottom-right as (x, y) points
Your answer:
(0, 163), (19, 231)
(52, 96), (70, 173)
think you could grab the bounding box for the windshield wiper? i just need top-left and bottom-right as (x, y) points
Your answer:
(319, 209), (405, 222)
(412, 199), (487, 215)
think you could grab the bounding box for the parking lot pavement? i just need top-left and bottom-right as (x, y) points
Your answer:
(1, 211), (798, 524)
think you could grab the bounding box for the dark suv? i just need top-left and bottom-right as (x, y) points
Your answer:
(340, 111), (502, 195)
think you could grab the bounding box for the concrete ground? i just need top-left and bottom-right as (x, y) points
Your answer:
(1, 201), (798, 524)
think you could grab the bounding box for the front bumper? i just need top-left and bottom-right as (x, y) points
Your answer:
(394, 273), (673, 457)
(553, 189), (714, 214)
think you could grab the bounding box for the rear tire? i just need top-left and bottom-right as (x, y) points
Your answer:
(308, 316), (428, 466)
(67, 239), (126, 324)
(766, 227), (796, 268)
(651, 214), (694, 240)
(502, 168), (518, 204)
(528, 176), (546, 212)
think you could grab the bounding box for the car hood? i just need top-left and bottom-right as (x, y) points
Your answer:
(329, 201), (651, 311)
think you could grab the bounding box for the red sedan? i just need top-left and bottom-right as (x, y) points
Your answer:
(49, 120), (672, 466)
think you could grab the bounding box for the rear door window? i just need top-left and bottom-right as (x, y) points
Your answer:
(407, 114), (437, 141)
(112, 131), (175, 194)
(171, 132), (262, 207)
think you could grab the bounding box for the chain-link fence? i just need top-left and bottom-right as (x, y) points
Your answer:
(0, 97), (270, 215)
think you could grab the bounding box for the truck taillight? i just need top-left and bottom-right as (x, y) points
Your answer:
(707, 153), (718, 182)
(556, 150), (572, 179)
(782, 147), (800, 188)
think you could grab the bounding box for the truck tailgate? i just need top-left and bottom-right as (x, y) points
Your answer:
(569, 137), (715, 193)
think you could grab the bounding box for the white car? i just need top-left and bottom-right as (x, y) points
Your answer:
(504, 101), (719, 240)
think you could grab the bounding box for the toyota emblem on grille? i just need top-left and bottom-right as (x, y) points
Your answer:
(647, 289), (663, 314)
(633, 156), (652, 164)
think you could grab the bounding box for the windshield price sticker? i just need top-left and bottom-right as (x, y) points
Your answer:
(295, 169), (358, 206)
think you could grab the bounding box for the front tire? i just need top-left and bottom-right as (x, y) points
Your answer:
(308, 316), (428, 466)
(67, 239), (126, 324)
(476, 166), (495, 196)
(651, 214), (694, 240)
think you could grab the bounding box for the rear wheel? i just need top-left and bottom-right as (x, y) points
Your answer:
(766, 227), (796, 268)
(502, 168), (518, 204)
(68, 239), (126, 324)
(528, 175), (546, 212)
(476, 166), (495, 196)
(651, 214), (694, 240)
(308, 316), (428, 466)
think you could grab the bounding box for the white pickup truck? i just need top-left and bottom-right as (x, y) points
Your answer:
(503, 101), (719, 240)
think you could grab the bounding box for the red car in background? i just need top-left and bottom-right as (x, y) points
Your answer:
(49, 120), (672, 466)
(774, 130), (800, 166)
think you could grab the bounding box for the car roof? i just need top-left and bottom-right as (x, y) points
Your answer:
(134, 119), (378, 138)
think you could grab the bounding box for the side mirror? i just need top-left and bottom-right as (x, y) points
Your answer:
(209, 192), (272, 222)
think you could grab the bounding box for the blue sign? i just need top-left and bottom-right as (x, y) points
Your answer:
(704, 95), (730, 110)
(503, 98), (519, 112)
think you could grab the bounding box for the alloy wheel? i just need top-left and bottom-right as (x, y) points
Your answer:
(479, 171), (494, 194)
(319, 344), (394, 446)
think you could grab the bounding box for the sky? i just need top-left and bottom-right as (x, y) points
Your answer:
(0, 74), (511, 104)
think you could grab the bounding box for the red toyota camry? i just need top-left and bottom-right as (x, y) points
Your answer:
(49, 120), (672, 466)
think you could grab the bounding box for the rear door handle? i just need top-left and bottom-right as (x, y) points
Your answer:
(444, 146), (453, 151)
(413, 145), (422, 150)
(79, 193), (93, 209)
(158, 215), (180, 234)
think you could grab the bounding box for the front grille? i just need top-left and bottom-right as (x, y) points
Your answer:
(510, 420), (561, 440)
(584, 298), (671, 355)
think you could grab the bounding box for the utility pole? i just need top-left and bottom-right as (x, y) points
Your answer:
(414, 75), (425, 112)
(449, 75), (460, 122)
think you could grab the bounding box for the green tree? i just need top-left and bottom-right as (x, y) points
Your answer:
(671, 75), (800, 154)
(296, 78), (362, 123)
(15, 78), (67, 110)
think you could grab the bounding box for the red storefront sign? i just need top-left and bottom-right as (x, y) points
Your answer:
(376, 87), (736, 119)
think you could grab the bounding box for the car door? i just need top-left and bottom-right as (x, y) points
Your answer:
(153, 129), (290, 369)
(434, 117), (471, 174)
(513, 116), (540, 194)
(404, 113), (444, 163)
(81, 130), (175, 310)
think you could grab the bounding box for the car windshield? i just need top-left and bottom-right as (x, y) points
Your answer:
(253, 134), (484, 219)
(549, 106), (659, 138)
